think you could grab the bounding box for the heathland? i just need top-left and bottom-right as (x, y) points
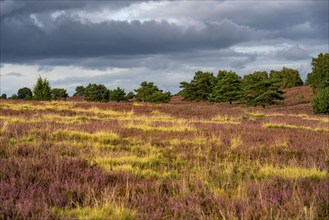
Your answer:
(0, 85), (328, 219)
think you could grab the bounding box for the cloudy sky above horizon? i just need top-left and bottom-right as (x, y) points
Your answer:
(1, 0), (328, 96)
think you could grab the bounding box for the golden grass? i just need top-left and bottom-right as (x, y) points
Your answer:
(289, 114), (329, 124)
(53, 130), (120, 144)
(231, 136), (243, 149)
(263, 123), (329, 132)
(257, 166), (328, 179)
(122, 121), (196, 132)
(53, 203), (136, 220)
(245, 111), (284, 117)
(94, 154), (180, 179)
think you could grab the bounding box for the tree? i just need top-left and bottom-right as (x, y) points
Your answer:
(306, 53), (329, 92)
(179, 71), (217, 101)
(145, 91), (171, 103)
(109, 87), (127, 102)
(313, 87), (329, 114)
(17, 87), (33, 100)
(126, 92), (135, 100)
(243, 71), (284, 108)
(84, 83), (109, 102)
(51, 88), (68, 100)
(209, 71), (243, 104)
(74, 86), (86, 96)
(135, 81), (159, 102)
(270, 67), (303, 88)
(135, 81), (171, 103)
(33, 76), (52, 101)
(1, 94), (7, 99)
(9, 94), (18, 99)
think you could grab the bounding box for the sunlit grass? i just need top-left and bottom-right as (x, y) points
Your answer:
(245, 111), (284, 117)
(231, 136), (243, 149)
(94, 154), (181, 179)
(211, 114), (242, 124)
(289, 114), (329, 123)
(256, 166), (328, 179)
(53, 204), (136, 220)
(122, 121), (196, 132)
(53, 130), (120, 144)
(0, 102), (75, 112)
(263, 123), (329, 132)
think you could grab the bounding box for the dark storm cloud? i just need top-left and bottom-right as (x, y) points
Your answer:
(0, 0), (134, 19)
(0, 0), (328, 96)
(1, 17), (266, 63)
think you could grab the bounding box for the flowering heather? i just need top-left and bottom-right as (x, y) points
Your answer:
(0, 87), (328, 219)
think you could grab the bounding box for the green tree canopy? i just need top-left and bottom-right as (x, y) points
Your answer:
(313, 86), (329, 114)
(145, 91), (171, 103)
(243, 71), (284, 108)
(306, 53), (329, 92)
(109, 87), (127, 102)
(33, 76), (52, 101)
(270, 67), (303, 88)
(126, 92), (135, 100)
(135, 81), (159, 102)
(135, 81), (171, 103)
(179, 71), (217, 101)
(74, 86), (86, 96)
(51, 88), (68, 100)
(17, 87), (33, 100)
(10, 94), (18, 100)
(84, 83), (109, 102)
(209, 71), (243, 104)
(1, 94), (7, 99)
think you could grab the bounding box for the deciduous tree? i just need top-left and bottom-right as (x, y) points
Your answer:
(17, 87), (33, 100)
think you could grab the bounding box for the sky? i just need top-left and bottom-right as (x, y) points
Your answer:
(0, 0), (328, 96)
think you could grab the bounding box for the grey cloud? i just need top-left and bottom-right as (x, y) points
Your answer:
(276, 45), (311, 61)
(37, 66), (54, 72)
(0, 0), (135, 19)
(2, 17), (266, 63)
(4, 72), (23, 77)
(130, 1), (328, 33)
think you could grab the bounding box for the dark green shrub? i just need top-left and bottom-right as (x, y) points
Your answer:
(313, 87), (329, 114)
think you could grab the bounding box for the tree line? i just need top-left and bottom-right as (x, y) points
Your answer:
(179, 67), (302, 107)
(1, 53), (328, 114)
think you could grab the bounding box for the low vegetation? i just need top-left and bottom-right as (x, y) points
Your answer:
(0, 95), (328, 219)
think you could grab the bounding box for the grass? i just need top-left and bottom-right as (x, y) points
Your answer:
(53, 130), (120, 144)
(263, 123), (329, 132)
(257, 166), (328, 179)
(53, 204), (136, 220)
(122, 121), (196, 132)
(0, 99), (328, 219)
